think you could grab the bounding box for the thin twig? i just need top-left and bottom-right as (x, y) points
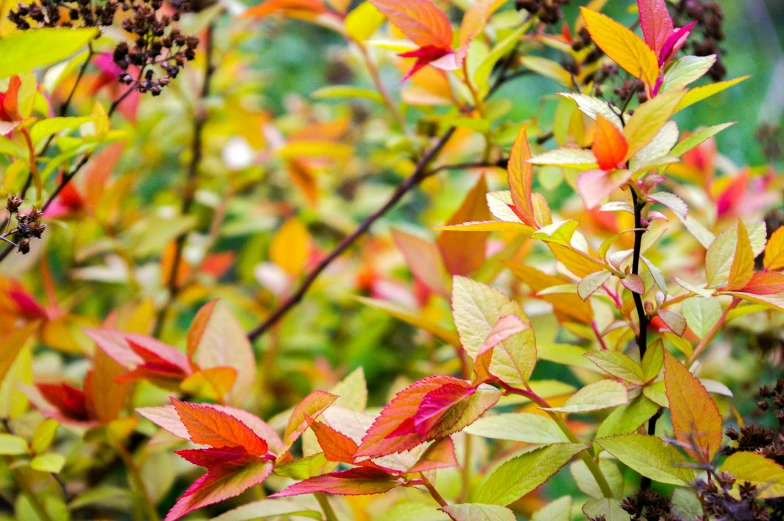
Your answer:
(630, 187), (649, 359)
(153, 22), (217, 338)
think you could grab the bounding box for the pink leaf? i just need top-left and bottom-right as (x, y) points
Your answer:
(576, 169), (632, 210)
(638, 0), (673, 54)
(659, 21), (696, 65)
(622, 274), (645, 295)
(412, 383), (476, 436)
(269, 467), (398, 498)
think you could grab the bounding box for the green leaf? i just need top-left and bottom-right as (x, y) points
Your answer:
(474, 24), (529, 96)
(377, 503), (449, 521)
(544, 380), (629, 413)
(675, 76), (750, 112)
(474, 443), (586, 505)
(519, 56), (572, 87)
(570, 458), (624, 498)
(661, 55), (717, 92)
(31, 419), (59, 455)
(311, 85), (384, 104)
(682, 297), (722, 340)
(672, 489), (703, 519)
(623, 89), (685, 160)
(67, 486), (132, 511)
(596, 434), (695, 485)
(643, 381), (668, 407)
(464, 412), (570, 444)
(584, 351), (645, 384)
(527, 148), (598, 169)
(441, 504), (516, 521)
(210, 499), (323, 521)
(641, 339), (664, 382)
(452, 276), (537, 386)
(0, 28), (98, 78)
(669, 122), (736, 158)
(0, 433), (28, 455)
(596, 396), (660, 438)
(531, 496), (571, 521)
(30, 116), (98, 145)
(582, 498), (631, 521)
(355, 296), (461, 347)
(30, 453), (65, 473)
(273, 453), (330, 480)
(720, 451), (784, 499)
(559, 92), (623, 128)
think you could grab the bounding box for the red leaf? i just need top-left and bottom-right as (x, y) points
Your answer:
(171, 398), (269, 456)
(282, 390), (338, 450)
(306, 415), (358, 463)
(741, 271), (784, 295)
(659, 21), (696, 65)
(592, 115), (628, 171)
(174, 447), (251, 469)
(1, 76), (21, 122)
(398, 45), (453, 81)
(36, 382), (89, 422)
(407, 436), (458, 473)
(164, 461), (273, 521)
(269, 467), (398, 498)
(411, 383), (476, 436)
(638, 0), (673, 54)
(370, 0), (453, 50)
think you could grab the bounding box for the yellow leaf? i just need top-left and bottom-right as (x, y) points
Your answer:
(764, 226), (784, 271)
(180, 367), (238, 401)
(508, 126), (536, 227)
(720, 452), (784, 499)
(437, 175), (492, 276)
(86, 348), (128, 424)
(580, 7), (659, 86)
(270, 218), (311, 276)
(623, 89), (685, 160)
(663, 350), (723, 462)
(345, 1), (385, 41)
(675, 76), (750, 112)
(0, 322), (37, 384)
(727, 221), (754, 290)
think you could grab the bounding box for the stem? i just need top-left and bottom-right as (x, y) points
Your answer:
(419, 473), (448, 507)
(355, 41), (406, 132)
(20, 129), (41, 200)
(461, 434), (472, 501)
(687, 297), (741, 367)
(153, 22), (217, 338)
(7, 461), (54, 521)
(498, 381), (615, 498)
(630, 187), (649, 360)
(314, 492), (339, 521)
(114, 440), (160, 521)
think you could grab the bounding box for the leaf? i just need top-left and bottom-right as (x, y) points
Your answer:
(662, 55), (717, 92)
(583, 498), (631, 521)
(306, 416), (358, 463)
(0, 322), (37, 385)
(577, 169), (633, 210)
(186, 301), (257, 405)
(0, 28), (98, 78)
(623, 89), (685, 159)
(584, 351), (645, 384)
(30, 116), (97, 145)
(270, 467), (397, 497)
(270, 219), (311, 276)
(597, 396), (661, 438)
(283, 390), (338, 449)
(180, 367), (238, 401)
(578, 271), (611, 301)
(242, 0), (329, 20)
(171, 399), (269, 456)
(474, 444), (586, 505)
(571, 458), (624, 499)
(764, 226), (784, 271)
(593, 115), (628, 171)
(355, 376), (499, 457)
(596, 434), (695, 485)
(727, 221), (755, 290)
(369, 0), (452, 49)
(392, 228), (450, 298)
(345, 2), (385, 41)
(355, 296), (461, 347)
(407, 436), (458, 473)
(638, 0), (673, 54)
(742, 271), (784, 295)
(458, 0), (503, 46)
(720, 452), (784, 499)
(559, 93), (623, 128)
(210, 499), (323, 521)
(663, 350), (722, 462)
(31, 419), (59, 454)
(682, 297), (722, 339)
(0, 433), (28, 455)
(675, 76), (750, 112)
(464, 412), (570, 444)
(545, 380), (629, 413)
(441, 504), (516, 521)
(437, 176), (492, 276)
(30, 453), (65, 473)
(452, 276), (537, 386)
(531, 496), (572, 521)
(165, 461), (273, 521)
(658, 308), (687, 336)
(669, 122), (735, 157)
(580, 7), (659, 86)
(508, 126), (536, 227)
(527, 147), (598, 168)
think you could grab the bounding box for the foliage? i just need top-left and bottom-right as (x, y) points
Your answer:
(0, 0), (783, 520)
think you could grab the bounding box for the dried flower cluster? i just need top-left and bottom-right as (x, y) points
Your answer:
(515, 0), (570, 25)
(3, 195), (45, 254)
(621, 489), (684, 521)
(8, 0), (118, 31)
(671, 0), (727, 80)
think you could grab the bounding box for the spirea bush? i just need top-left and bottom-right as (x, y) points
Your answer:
(0, 0), (782, 520)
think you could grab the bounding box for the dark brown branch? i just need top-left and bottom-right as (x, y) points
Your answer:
(247, 127), (457, 341)
(153, 23), (216, 338)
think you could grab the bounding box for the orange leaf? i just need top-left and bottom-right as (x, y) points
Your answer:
(663, 350), (722, 462)
(437, 175), (492, 276)
(306, 415), (358, 463)
(392, 228), (450, 298)
(508, 126), (536, 227)
(2, 76), (21, 121)
(243, 0), (329, 19)
(171, 398), (269, 456)
(592, 115), (628, 171)
(85, 348), (128, 424)
(726, 221), (754, 291)
(407, 436), (458, 473)
(458, 0), (504, 46)
(283, 390), (338, 449)
(740, 271), (784, 295)
(764, 226), (784, 271)
(180, 367), (238, 401)
(370, 0), (453, 49)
